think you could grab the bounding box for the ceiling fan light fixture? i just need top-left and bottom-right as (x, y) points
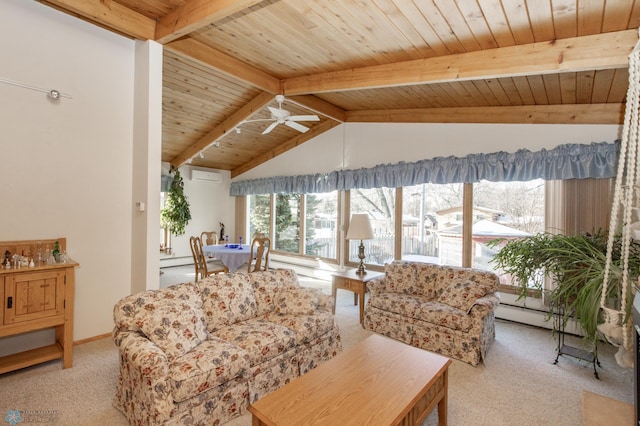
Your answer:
(260, 95), (320, 135)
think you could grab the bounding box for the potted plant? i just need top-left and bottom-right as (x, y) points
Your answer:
(161, 168), (192, 252)
(488, 230), (640, 345)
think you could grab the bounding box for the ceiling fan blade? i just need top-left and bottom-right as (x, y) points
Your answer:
(288, 115), (320, 122)
(267, 106), (280, 116)
(262, 121), (279, 134)
(285, 121), (309, 133)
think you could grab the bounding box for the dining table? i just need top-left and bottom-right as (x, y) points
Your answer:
(202, 244), (251, 272)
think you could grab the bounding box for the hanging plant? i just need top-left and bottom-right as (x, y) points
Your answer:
(161, 168), (191, 237)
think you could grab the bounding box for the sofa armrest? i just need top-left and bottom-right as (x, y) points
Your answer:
(366, 277), (386, 296)
(315, 289), (334, 312)
(115, 330), (170, 378)
(113, 331), (174, 424)
(469, 293), (500, 316)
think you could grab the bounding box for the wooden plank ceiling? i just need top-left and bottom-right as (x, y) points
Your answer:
(40, 0), (640, 177)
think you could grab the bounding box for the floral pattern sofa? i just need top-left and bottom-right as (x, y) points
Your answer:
(363, 261), (499, 366)
(112, 269), (341, 425)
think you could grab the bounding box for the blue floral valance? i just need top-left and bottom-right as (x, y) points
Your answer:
(230, 141), (619, 196)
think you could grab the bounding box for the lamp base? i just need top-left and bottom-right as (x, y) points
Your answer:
(356, 240), (367, 274)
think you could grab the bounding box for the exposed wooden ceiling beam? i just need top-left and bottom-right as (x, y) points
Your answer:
(346, 103), (625, 125)
(165, 38), (281, 94)
(283, 30), (637, 95)
(155, 0), (265, 44)
(171, 91), (274, 169)
(231, 120), (342, 178)
(288, 95), (347, 122)
(38, 0), (155, 40)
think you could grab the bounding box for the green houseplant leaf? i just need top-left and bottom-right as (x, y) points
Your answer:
(488, 230), (640, 346)
(161, 169), (191, 237)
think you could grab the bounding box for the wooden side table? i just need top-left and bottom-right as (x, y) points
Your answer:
(331, 269), (383, 325)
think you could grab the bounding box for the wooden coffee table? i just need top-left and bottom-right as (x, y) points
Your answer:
(249, 334), (452, 426)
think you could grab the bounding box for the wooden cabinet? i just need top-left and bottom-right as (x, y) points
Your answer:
(0, 238), (77, 374)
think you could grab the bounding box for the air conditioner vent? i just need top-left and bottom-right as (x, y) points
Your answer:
(191, 169), (222, 183)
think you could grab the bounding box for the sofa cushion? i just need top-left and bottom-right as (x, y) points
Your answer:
(437, 278), (495, 312)
(251, 269), (300, 315)
(275, 288), (320, 315)
(168, 336), (250, 403)
(213, 319), (296, 366)
(368, 292), (431, 318)
(414, 264), (443, 299)
(265, 311), (336, 345)
(416, 301), (474, 332)
(384, 261), (417, 293)
(135, 283), (209, 361)
(197, 273), (257, 332)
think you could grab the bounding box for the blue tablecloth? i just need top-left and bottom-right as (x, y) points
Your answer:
(202, 244), (251, 272)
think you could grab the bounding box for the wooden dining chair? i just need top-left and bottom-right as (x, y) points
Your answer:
(200, 231), (219, 246)
(190, 236), (226, 281)
(248, 234), (270, 273)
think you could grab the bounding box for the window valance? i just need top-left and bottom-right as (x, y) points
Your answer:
(230, 141), (619, 196)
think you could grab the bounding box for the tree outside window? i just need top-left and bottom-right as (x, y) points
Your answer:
(249, 194), (271, 239)
(349, 188), (395, 266)
(274, 194), (300, 253)
(305, 192), (338, 259)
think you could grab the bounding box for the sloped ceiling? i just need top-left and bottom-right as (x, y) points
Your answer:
(40, 0), (638, 176)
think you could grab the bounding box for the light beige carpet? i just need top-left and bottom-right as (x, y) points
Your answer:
(582, 390), (634, 426)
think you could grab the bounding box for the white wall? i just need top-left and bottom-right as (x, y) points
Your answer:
(0, 1), (135, 342)
(237, 122), (622, 180)
(165, 165), (235, 260)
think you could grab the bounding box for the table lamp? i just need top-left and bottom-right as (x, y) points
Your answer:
(346, 213), (374, 274)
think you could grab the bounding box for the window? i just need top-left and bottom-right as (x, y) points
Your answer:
(248, 194), (272, 240)
(304, 192), (338, 259)
(274, 194), (300, 253)
(348, 188), (395, 267)
(473, 179), (545, 285)
(401, 183), (464, 266)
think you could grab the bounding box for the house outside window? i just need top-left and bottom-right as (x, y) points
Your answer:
(401, 183), (463, 266)
(348, 188), (395, 267)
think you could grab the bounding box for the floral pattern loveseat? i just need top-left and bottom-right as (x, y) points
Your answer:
(363, 261), (499, 366)
(112, 269), (341, 425)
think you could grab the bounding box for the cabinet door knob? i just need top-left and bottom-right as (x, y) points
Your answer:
(7, 296), (12, 309)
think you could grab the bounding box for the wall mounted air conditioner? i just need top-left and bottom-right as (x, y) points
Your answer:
(191, 169), (222, 183)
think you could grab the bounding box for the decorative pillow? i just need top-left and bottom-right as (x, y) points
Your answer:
(197, 273), (257, 332)
(136, 284), (208, 360)
(275, 288), (320, 315)
(251, 269), (299, 315)
(437, 280), (492, 313)
(384, 261), (416, 293)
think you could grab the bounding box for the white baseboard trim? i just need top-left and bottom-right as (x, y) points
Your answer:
(160, 256), (192, 268)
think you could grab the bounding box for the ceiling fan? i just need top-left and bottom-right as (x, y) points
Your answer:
(259, 95), (320, 135)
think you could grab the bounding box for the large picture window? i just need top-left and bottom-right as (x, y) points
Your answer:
(348, 188), (395, 267)
(274, 194), (300, 253)
(401, 183), (463, 266)
(472, 179), (545, 274)
(248, 194), (271, 240)
(304, 192), (338, 259)
(244, 178), (609, 296)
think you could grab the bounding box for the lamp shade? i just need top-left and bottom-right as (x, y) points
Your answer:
(346, 213), (374, 240)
